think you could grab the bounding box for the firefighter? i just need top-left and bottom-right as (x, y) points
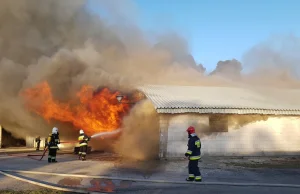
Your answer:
(35, 136), (41, 151)
(78, 129), (90, 161)
(185, 126), (202, 182)
(47, 127), (60, 163)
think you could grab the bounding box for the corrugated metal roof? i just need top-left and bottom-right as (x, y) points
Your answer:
(137, 85), (300, 115)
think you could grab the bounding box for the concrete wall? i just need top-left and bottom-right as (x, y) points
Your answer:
(25, 136), (35, 148)
(203, 116), (300, 156)
(159, 114), (300, 158)
(158, 114), (169, 158)
(159, 114), (209, 158)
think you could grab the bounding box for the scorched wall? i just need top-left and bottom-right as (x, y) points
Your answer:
(158, 114), (300, 158)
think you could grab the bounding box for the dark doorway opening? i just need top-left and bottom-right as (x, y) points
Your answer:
(1, 127), (26, 148)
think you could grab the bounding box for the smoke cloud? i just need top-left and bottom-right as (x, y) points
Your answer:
(200, 117), (300, 156)
(115, 100), (160, 160)
(242, 34), (300, 88)
(209, 59), (242, 78)
(0, 0), (300, 159)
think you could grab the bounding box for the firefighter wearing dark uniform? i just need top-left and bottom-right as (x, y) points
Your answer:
(35, 136), (41, 151)
(47, 127), (60, 163)
(78, 129), (90, 161)
(185, 126), (202, 182)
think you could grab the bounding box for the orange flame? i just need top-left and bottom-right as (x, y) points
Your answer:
(21, 82), (130, 135)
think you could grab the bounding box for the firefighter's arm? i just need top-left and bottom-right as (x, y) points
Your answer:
(84, 134), (90, 141)
(185, 139), (193, 157)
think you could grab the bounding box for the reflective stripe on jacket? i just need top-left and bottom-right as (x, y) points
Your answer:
(185, 134), (201, 160)
(47, 133), (60, 149)
(78, 133), (90, 147)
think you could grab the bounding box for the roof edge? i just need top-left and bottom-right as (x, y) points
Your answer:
(156, 108), (300, 115)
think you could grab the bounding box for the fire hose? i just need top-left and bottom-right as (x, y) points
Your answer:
(27, 141), (78, 160)
(5, 132), (113, 161)
(38, 147), (48, 161)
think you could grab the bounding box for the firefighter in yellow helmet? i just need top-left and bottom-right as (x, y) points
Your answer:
(46, 127), (60, 163)
(78, 129), (90, 161)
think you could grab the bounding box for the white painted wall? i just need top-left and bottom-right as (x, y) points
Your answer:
(202, 117), (300, 156)
(164, 115), (300, 158)
(165, 114), (209, 158)
(25, 136), (35, 148)
(25, 136), (46, 148)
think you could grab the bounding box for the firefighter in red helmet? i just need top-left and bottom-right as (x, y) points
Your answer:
(185, 126), (202, 182)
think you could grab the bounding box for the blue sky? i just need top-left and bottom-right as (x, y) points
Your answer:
(89, 0), (300, 72)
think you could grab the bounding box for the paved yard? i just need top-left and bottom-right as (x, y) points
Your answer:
(1, 150), (300, 193)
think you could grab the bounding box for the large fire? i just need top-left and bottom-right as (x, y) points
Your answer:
(21, 82), (130, 135)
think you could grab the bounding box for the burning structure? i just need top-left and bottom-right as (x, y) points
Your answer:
(5, 81), (300, 160)
(1, 0), (300, 161)
(19, 81), (132, 152)
(21, 82), (131, 136)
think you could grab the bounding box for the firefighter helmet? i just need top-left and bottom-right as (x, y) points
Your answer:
(52, 127), (58, 134)
(186, 126), (195, 134)
(79, 129), (84, 134)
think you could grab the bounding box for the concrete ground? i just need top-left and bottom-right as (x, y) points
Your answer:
(1, 149), (300, 193)
(0, 147), (36, 154)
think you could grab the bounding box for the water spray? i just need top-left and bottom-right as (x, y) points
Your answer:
(91, 128), (122, 139)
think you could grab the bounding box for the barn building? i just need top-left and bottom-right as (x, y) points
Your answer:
(137, 85), (300, 159)
(2, 85), (300, 159)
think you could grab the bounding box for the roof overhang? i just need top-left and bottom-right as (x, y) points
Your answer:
(137, 85), (300, 115)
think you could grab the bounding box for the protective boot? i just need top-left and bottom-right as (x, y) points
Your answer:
(195, 176), (202, 182)
(186, 175), (195, 181)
